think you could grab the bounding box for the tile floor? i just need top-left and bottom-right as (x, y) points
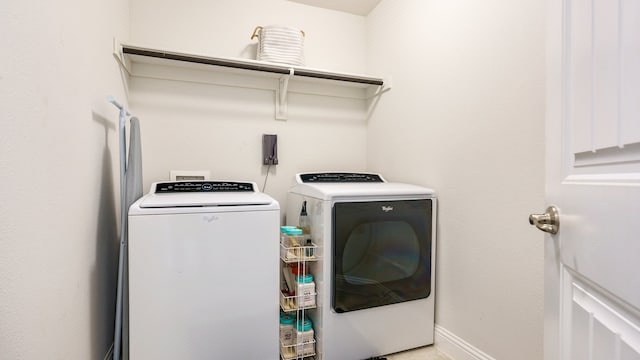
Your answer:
(384, 345), (452, 360)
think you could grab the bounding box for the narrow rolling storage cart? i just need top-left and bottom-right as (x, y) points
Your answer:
(279, 206), (319, 360)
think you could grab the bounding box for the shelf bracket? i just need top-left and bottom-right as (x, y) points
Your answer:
(275, 68), (294, 120)
(112, 38), (132, 76)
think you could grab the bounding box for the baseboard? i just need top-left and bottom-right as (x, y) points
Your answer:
(434, 325), (496, 360)
(103, 343), (113, 360)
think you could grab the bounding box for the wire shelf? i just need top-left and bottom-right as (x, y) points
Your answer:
(280, 338), (317, 360)
(280, 242), (319, 263)
(280, 291), (317, 312)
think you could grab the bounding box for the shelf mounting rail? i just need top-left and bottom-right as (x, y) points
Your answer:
(121, 45), (384, 86)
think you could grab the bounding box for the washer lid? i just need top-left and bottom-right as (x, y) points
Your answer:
(138, 181), (274, 208)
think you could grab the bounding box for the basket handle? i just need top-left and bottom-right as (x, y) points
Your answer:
(250, 26), (263, 40)
(251, 26), (305, 39)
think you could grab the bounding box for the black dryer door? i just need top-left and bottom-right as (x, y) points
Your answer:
(332, 199), (433, 313)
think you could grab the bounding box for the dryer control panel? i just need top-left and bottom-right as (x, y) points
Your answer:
(299, 172), (385, 183)
(154, 181), (255, 193)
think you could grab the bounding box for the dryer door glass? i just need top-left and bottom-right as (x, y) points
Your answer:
(332, 199), (432, 313)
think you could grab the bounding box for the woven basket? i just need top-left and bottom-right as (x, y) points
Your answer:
(251, 25), (305, 66)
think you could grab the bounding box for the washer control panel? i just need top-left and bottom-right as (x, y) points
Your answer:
(299, 172), (384, 183)
(154, 181), (255, 193)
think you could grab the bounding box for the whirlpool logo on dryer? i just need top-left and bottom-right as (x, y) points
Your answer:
(381, 206), (394, 212)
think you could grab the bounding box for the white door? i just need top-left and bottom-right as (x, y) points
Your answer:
(543, 1), (640, 359)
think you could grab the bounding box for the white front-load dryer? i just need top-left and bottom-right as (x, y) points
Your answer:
(128, 181), (279, 360)
(287, 172), (436, 360)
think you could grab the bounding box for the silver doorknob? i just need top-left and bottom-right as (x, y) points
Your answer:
(529, 206), (560, 234)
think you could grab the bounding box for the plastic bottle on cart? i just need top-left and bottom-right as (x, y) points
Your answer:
(298, 201), (310, 234)
(280, 226), (300, 260)
(280, 226), (296, 248)
(294, 273), (316, 308)
(295, 318), (315, 356)
(303, 238), (314, 259)
(297, 201), (315, 259)
(285, 228), (304, 260)
(280, 226), (297, 245)
(279, 312), (295, 347)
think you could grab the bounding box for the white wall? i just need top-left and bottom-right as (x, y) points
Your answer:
(128, 0), (371, 213)
(0, 0), (129, 359)
(366, 1), (545, 359)
(130, 0), (367, 74)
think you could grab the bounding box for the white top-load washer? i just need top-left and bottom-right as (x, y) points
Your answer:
(287, 172), (436, 360)
(128, 181), (279, 360)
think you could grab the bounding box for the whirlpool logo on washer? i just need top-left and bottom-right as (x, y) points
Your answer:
(381, 206), (394, 212)
(203, 215), (219, 222)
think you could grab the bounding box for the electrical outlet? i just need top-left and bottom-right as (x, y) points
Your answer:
(262, 134), (278, 165)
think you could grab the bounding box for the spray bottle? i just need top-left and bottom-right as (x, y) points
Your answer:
(299, 201), (310, 234)
(299, 201), (314, 258)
